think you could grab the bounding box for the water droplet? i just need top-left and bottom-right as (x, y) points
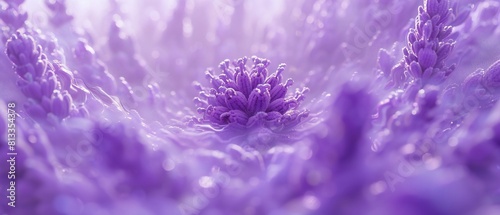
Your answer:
(199, 176), (215, 188)
(303, 195), (320, 210)
(162, 159), (176, 171)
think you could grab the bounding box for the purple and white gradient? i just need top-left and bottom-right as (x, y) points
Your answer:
(1, 0), (500, 215)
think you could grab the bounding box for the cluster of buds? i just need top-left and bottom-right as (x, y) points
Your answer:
(195, 56), (309, 127)
(403, 0), (456, 85)
(6, 32), (84, 121)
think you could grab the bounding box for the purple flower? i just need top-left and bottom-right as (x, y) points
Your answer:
(195, 56), (309, 127)
(44, 0), (73, 27)
(400, 0), (456, 85)
(482, 60), (500, 94)
(107, 17), (149, 85)
(5, 32), (79, 121)
(0, 0), (27, 31)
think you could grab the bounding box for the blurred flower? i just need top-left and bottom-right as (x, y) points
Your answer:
(0, 0), (27, 31)
(44, 0), (73, 27)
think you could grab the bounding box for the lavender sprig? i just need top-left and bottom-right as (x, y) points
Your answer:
(399, 0), (456, 87)
(5, 32), (81, 121)
(460, 60), (500, 110)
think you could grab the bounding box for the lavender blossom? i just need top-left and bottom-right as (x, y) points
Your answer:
(5, 32), (81, 121)
(399, 0), (456, 87)
(44, 0), (73, 27)
(195, 56), (309, 127)
(459, 59), (500, 110)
